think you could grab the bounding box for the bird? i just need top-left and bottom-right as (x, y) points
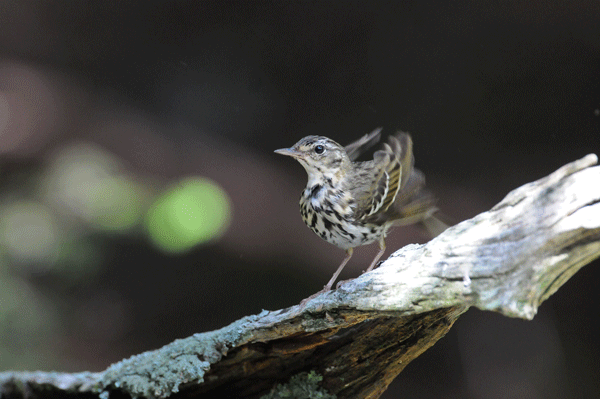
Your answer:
(275, 128), (443, 294)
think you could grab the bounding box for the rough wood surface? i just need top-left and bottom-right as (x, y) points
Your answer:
(1, 154), (599, 399)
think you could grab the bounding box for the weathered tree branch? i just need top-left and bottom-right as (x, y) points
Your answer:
(2, 154), (599, 399)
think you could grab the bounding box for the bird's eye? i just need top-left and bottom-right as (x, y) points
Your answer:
(314, 145), (325, 154)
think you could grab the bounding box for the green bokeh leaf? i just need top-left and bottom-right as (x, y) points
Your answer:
(145, 178), (232, 253)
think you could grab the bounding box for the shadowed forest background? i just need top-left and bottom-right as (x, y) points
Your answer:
(0, 2), (599, 398)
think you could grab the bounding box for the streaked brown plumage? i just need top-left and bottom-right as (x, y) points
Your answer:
(275, 129), (441, 293)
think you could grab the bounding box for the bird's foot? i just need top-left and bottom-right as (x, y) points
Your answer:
(299, 286), (331, 308)
(335, 278), (353, 289)
(367, 260), (384, 272)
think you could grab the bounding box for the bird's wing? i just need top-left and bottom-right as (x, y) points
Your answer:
(353, 133), (411, 219)
(344, 127), (382, 161)
(353, 133), (439, 226)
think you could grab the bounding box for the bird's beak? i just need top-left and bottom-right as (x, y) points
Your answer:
(274, 148), (304, 159)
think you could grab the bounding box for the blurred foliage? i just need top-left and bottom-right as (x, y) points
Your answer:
(0, 263), (60, 369)
(145, 177), (232, 254)
(0, 201), (60, 266)
(0, 141), (232, 369)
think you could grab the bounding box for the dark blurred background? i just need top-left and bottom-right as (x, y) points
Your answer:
(0, 1), (598, 398)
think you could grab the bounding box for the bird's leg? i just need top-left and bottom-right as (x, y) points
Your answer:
(334, 239), (386, 291)
(323, 248), (353, 291)
(299, 248), (354, 308)
(365, 237), (386, 272)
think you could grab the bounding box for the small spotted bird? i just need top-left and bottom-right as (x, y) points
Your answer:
(275, 128), (443, 293)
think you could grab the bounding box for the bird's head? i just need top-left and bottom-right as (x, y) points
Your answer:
(275, 136), (350, 185)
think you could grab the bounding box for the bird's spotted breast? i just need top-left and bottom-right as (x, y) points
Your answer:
(299, 187), (388, 250)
